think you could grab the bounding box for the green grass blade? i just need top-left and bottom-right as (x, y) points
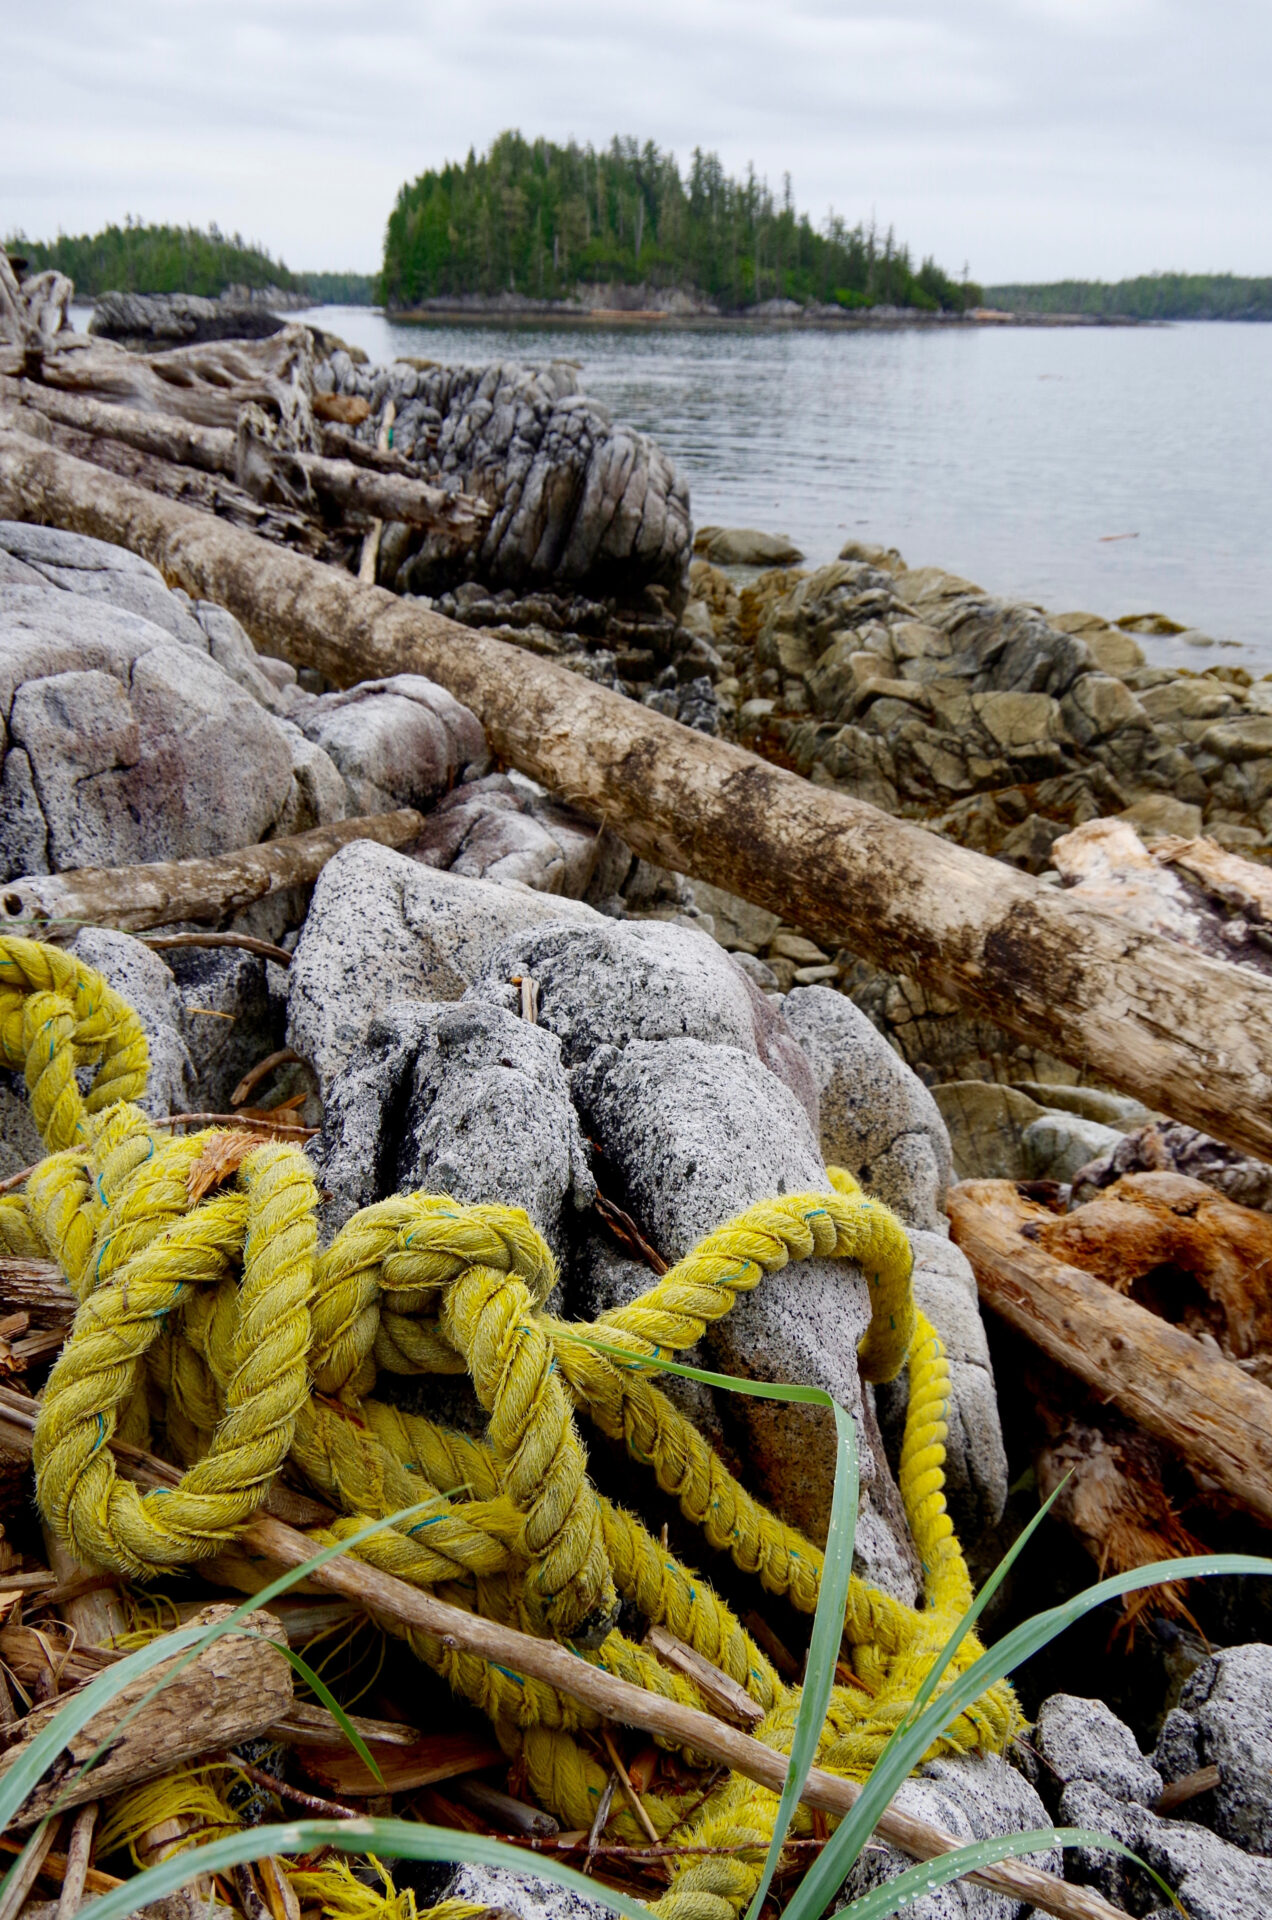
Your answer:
(779, 1472), (1073, 1920)
(829, 1826), (1185, 1919)
(276, 1648), (384, 1786)
(785, 1548), (1272, 1920)
(744, 1395), (859, 1920)
(75, 1817), (656, 1920)
(6, 1502), (436, 1832)
(563, 1328), (851, 1405)
(562, 1328), (870, 1920)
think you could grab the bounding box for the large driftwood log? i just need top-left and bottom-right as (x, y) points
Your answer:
(948, 1178), (1272, 1526)
(0, 1395), (1124, 1920)
(3, 430), (1272, 1163)
(1, 809), (424, 934)
(0, 1604), (292, 1824)
(0, 327), (317, 430)
(7, 381), (487, 535)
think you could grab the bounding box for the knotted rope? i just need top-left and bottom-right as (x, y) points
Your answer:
(0, 936), (1018, 1919)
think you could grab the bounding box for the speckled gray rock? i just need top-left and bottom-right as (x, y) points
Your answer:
(68, 929), (195, 1120)
(474, 919), (819, 1130)
(0, 521), (210, 644)
(1061, 1778), (1272, 1919)
(1155, 1644), (1272, 1855)
(295, 673), (488, 814)
(435, 1862), (612, 1920)
(286, 844), (607, 1094)
(784, 984), (952, 1231)
(316, 997), (595, 1255)
(163, 944), (279, 1114)
(1022, 1112), (1126, 1183)
(0, 1079), (43, 1177)
(191, 600), (303, 716)
(784, 988), (1006, 1534)
(1034, 1693), (1163, 1807)
(411, 770), (629, 900)
(306, 1003), (437, 1227)
(838, 1754), (1059, 1917)
(0, 549), (347, 878)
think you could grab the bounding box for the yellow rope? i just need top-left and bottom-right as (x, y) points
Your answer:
(0, 936), (1018, 1916)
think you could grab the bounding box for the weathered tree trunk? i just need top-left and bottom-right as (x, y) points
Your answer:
(3, 428), (1272, 1162)
(948, 1179), (1272, 1526)
(2, 809), (424, 934)
(7, 381), (486, 533)
(0, 1604), (292, 1824)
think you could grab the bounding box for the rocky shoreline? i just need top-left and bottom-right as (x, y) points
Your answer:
(2, 267), (1272, 1920)
(386, 292), (1117, 328)
(2, 511), (1272, 1914)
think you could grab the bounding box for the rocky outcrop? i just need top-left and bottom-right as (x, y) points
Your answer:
(285, 840), (1008, 1595)
(89, 290), (288, 350)
(317, 351), (691, 603)
(0, 521), (494, 886)
(1031, 1679), (1272, 1919)
(693, 552), (1271, 864)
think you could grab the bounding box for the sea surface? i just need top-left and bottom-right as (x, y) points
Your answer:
(76, 303), (1272, 669)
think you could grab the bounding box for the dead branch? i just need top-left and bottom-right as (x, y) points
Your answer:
(0, 808), (424, 935)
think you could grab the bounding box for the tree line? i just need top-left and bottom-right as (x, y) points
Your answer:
(5, 222), (377, 305)
(381, 132), (979, 313)
(986, 274), (1272, 321)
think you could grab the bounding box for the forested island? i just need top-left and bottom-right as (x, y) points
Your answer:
(987, 272), (1272, 320)
(381, 132), (980, 315)
(5, 221), (375, 304)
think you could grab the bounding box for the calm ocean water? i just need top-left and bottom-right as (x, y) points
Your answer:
(76, 304), (1272, 669)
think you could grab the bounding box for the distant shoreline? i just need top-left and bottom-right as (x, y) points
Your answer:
(384, 302), (1135, 331)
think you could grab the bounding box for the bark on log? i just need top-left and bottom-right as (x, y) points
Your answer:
(0, 809), (425, 935)
(948, 1179), (1272, 1526)
(0, 1604), (292, 1824)
(8, 382), (487, 533)
(3, 429), (1272, 1163)
(0, 1396), (1126, 1920)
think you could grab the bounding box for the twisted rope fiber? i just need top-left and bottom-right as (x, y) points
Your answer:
(0, 937), (1017, 1914)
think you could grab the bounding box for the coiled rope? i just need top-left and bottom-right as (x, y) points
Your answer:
(0, 936), (1017, 1920)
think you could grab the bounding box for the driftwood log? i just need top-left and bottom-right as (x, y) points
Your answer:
(2, 429), (1271, 1166)
(948, 1178), (1272, 1526)
(0, 1604), (292, 1824)
(0, 1395), (1124, 1920)
(1, 808), (424, 934)
(6, 381), (486, 536)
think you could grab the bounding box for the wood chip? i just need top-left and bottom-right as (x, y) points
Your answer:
(646, 1625), (764, 1728)
(296, 1726), (503, 1797)
(186, 1129), (262, 1204)
(1155, 1764), (1222, 1814)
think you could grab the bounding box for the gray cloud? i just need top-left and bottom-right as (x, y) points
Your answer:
(2, 0), (1268, 281)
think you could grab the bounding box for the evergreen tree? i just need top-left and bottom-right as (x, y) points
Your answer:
(380, 133), (976, 312)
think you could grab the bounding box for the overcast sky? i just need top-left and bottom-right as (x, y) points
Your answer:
(3, 0), (1269, 284)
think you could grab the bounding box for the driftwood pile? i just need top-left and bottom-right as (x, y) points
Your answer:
(0, 266), (489, 571)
